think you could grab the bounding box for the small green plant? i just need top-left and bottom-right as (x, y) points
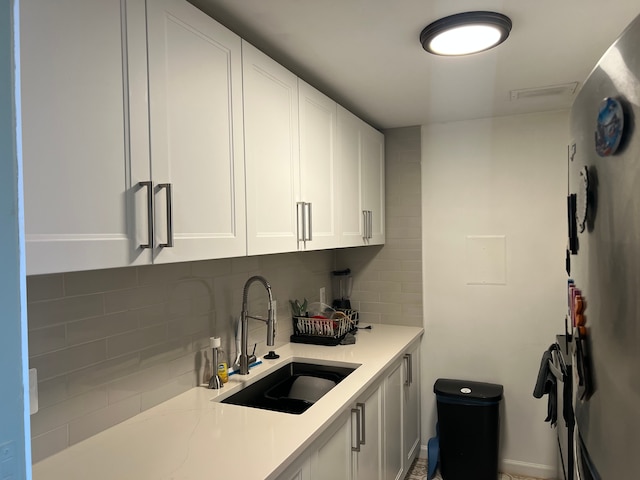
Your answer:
(289, 298), (308, 317)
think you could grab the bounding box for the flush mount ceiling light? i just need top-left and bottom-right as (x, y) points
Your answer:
(420, 11), (512, 56)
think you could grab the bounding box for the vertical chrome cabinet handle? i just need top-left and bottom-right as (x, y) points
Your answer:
(158, 183), (174, 248)
(404, 353), (412, 386)
(368, 210), (373, 239)
(138, 181), (154, 249)
(362, 210), (367, 239)
(351, 408), (361, 452)
(296, 202), (306, 243)
(306, 202), (313, 241)
(357, 402), (366, 445)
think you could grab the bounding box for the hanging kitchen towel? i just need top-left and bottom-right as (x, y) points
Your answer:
(533, 344), (558, 425)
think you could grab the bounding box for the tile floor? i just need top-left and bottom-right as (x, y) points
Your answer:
(404, 457), (546, 480)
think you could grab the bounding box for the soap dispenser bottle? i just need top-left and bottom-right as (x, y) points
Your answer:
(208, 337), (223, 390)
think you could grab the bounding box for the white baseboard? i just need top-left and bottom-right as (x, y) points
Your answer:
(500, 459), (557, 479)
(416, 447), (557, 480)
(418, 443), (428, 459)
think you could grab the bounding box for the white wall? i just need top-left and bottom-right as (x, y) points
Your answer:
(421, 111), (568, 478)
(0, 0), (31, 477)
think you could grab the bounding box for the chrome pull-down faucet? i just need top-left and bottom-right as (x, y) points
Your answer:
(239, 276), (275, 375)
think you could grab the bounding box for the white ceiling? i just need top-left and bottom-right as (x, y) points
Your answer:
(188, 0), (640, 129)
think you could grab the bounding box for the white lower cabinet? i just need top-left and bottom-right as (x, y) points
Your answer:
(402, 344), (421, 473)
(352, 383), (383, 480)
(308, 410), (352, 479)
(279, 344), (420, 480)
(383, 361), (404, 480)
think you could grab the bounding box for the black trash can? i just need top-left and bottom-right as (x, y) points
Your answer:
(434, 378), (503, 480)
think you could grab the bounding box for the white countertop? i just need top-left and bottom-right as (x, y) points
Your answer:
(33, 324), (423, 480)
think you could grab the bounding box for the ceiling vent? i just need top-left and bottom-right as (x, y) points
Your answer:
(510, 82), (579, 101)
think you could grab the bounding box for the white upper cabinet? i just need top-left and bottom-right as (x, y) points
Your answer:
(298, 80), (339, 251)
(337, 106), (385, 248)
(337, 106), (364, 247)
(146, 0), (246, 263)
(361, 121), (385, 245)
(22, 0), (246, 275)
(21, 0), (150, 275)
(22, 0), (382, 275)
(243, 41), (300, 255)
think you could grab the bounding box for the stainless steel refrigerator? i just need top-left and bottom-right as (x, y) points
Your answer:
(568, 12), (640, 480)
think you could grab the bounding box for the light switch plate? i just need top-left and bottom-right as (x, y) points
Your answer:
(29, 368), (38, 415)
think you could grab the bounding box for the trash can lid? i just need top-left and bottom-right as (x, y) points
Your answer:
(434, 378), (503, 402)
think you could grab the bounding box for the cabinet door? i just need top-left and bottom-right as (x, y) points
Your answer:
(275, 455), (310, 480)
(21, 0), (150, 274)
(403, 344), (421, 474)
(353, 383), (383, 480)
(336, 106), (364, 247)
(336, 106), (385, 247)
(298, 80), (338, 250)
(146, 0), (246, 263)
(243, 41), (300, 255)
(310, 410), (352, 480)
(361, 123), (385, 245)
(384, 361), (404, 480)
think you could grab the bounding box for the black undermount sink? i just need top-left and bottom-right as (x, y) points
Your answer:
(220, 361), (359, 414)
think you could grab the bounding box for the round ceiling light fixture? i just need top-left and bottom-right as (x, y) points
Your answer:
(420, 11), (512, 56)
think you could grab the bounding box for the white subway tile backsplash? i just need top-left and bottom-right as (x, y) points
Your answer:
(31, 426), (68, 464)
(27, 274), (64, 302)
(66, 353), (141, 397)
(138, 338), (192, 370)
(360, 302), (402, 316)
(36, 377), (69, 410)
(28, 294), (104, 330)
(31, 388), (107, 437)
(104, 285), (168, 313)
(30, 340), (107, 381)
(140, 371), (195, 411)
(191, 258), (232, 278)
(401, 260), (422, 272)
(66, 310), (138, 346)
(231, 256), (260, 273)
(401, 282), (423, 294)
(356, 281), (402, 294)
(107, 363), (172, 405)
(167, 314), (210, 339)
(68, 395), (141, 446)
(136, 303), (173, 328)
(64, 267), (137, 296)
(28, 325), (66, 356)
(106, 325), (168, 359)
(137, 262), (191, 286)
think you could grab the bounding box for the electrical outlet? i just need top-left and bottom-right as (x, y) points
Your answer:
(319, 287), (326, 305)
(0, 441), (17, 479)
(29, 368), (38, 415)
